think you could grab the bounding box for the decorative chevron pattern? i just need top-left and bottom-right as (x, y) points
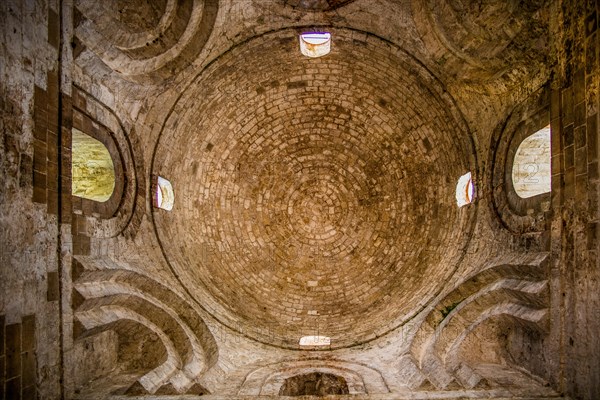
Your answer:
(409, 253), (550, 390)
(72, 257), (218, 395)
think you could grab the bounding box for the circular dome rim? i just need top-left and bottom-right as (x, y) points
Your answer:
(149, 26), (478, 350)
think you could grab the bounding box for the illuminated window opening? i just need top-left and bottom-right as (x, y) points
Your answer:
(71, 128), (115, 202)
(299, 32), (331, 58)
(153, 176), (174, 211)
(512, 124), (551, 198)
(299, 335), (331, 346)
(456, 172), (474, 207)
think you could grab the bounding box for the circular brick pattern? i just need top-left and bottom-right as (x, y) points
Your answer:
(153, 29), (475, 349)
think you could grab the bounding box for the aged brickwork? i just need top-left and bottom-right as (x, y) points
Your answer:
(1, 0), (598, 399)
(1, 315), (37, 399)
(1, 1), (65, 399)
(546, 0), (599, 397)
(152, 28), (475, 350)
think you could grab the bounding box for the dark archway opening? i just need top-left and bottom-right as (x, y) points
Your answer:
(279, 372), (349, 396)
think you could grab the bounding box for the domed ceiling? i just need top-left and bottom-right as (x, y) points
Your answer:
(152, 28), (476, 349)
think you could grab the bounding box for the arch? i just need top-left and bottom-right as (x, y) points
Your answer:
(75, 0), (219, 82)
(279, 372), (349, 396)
(512, 125), (551, 199)
(409, 252), (549, 389)
(238, 359), (388, 395)
(70, 85), (143, 238)
(70, 115), (124, 217)
(72, 257), (219, 394)
(489, 85), (551, 234)
(71, 128), (116, 202)
(71, 108), (127, 220)
(75, 306), (181, 394)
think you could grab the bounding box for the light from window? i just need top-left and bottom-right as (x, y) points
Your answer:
(299, 32), (331, 58)
(154, 176), (174, 211)
(71, 128), (115, 202)
(299, 335), (331, 346)
(512, 125), (551, 198)
(456, 172), (474, 207)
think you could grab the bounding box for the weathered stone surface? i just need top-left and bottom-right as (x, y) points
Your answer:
(152, 28), (475, 350)
(1, 0), (598, 399)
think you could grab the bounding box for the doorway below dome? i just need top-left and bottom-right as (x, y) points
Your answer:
(279, 372), (349, 396)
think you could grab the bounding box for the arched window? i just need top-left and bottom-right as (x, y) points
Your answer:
(299, 32), (331, 58)
(299, 335), (330, 346)
(456, 172), (474, 207)
(71, 128), (115, 202)
(153, 176), (174, 211)
(512, 124), (551, 198)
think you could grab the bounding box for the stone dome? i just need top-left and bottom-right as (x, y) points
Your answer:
(152, 29), (475, 349)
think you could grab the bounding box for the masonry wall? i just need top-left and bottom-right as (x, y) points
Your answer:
(494, 4), (600, 398)
(1, 1), (64, 399)
(550, 0), (599, 398)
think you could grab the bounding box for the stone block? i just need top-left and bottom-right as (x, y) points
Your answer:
(32, 187), (46, 204)
(46, 272), (59, 302)
(588, 114), (598, 162)
(32, 172), (46, 190)
(574, 69), (586, 104)
(46, 136), (58, 162)
(576, 173), (588, 201)
(590, 161), (599, 181)
(21, 316), (34, 352)
(0, 316), (4, 356)
(576, 147), (588, 175)
(47, 9), (59, 49)
(73, 235), (90, 256)
(551, 89), (561, 119)
(564, 145), (575, 170)
(32, 140), (47, 172)
(575, 125), (587, 149)
(5, 324), (20, 379)
(564, 123), (575, 147)
(563, 87), (574, 125)
(5, 377), (20, 400)
(46, 190), (58, 215)
(33, 85), (47, 111)
(21, 384), (36, 400)
(46, 163), (58, 191)
(21, 351), (35, 390)
(33, 120), (47, 142)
